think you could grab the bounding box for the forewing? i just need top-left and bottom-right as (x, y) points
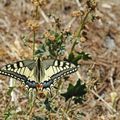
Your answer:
(41, 60), (76, 81)
(0, 60), (36, 80)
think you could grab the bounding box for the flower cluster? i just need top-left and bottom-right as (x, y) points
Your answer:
(26, 20), (40, 31)
(71, 11), (81, 17)
(44, 31), (55, 41)
(31, 0), (47, 6)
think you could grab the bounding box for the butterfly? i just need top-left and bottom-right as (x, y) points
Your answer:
(0, 58), (79, 90)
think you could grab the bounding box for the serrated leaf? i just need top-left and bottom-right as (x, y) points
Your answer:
(70, 51), (91, 64)
(61, 79), (86, 103)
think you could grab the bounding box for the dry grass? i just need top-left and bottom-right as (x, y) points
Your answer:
(0, 0), (120, 120)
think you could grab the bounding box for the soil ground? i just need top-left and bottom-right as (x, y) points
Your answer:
(0, 0), (120, 120)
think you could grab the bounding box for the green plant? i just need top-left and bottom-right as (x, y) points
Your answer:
(4, 0), (97, 119)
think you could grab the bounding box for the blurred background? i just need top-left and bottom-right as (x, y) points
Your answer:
(0, 0), (120, 119)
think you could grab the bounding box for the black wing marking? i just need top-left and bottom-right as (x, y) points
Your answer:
(40, 60), (76, 82)
(41, 66), (79, 89)
(1, 60), (36, 70)
(0, 59), (79, 90)
(0, 60), (36, 80)
(0, 69), (38, 89)
(42, 59), (75, 70)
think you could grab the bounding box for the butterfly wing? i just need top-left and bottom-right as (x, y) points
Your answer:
(41, 60), (78, 82)
(0, 60), (36, 80)
(41, 66), (78, 89)
(0, 69), (40, 89)
(0, 59), (79, 89)
(33, 59), (77, 82)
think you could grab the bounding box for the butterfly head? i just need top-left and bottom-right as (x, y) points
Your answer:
(36, 83), (44, 90)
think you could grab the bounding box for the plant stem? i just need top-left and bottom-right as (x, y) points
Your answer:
(33, 31), (36, 59)
(70, 9), (92, 54)
(66, 98), (72, 113)
(27, 90), (37, 116)
(35, 6), (39, 19)
(61, 108), (71, 120)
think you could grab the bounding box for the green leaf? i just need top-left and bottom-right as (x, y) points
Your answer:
(56, 34), (63, 44)
(68, 52), (75, 62)
(35, 44), (50, 57)
(69, 51), (91, 64)
(76, 51), (91, 60)
(4, 110), (12, 120)
(61, 79), (87, 104)
(35, 44), (46, 55)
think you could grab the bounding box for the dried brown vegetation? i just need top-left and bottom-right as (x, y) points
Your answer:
(0, 0), (120, 120)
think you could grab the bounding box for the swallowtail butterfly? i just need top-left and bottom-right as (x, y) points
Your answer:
(0, 58), (78, 89)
